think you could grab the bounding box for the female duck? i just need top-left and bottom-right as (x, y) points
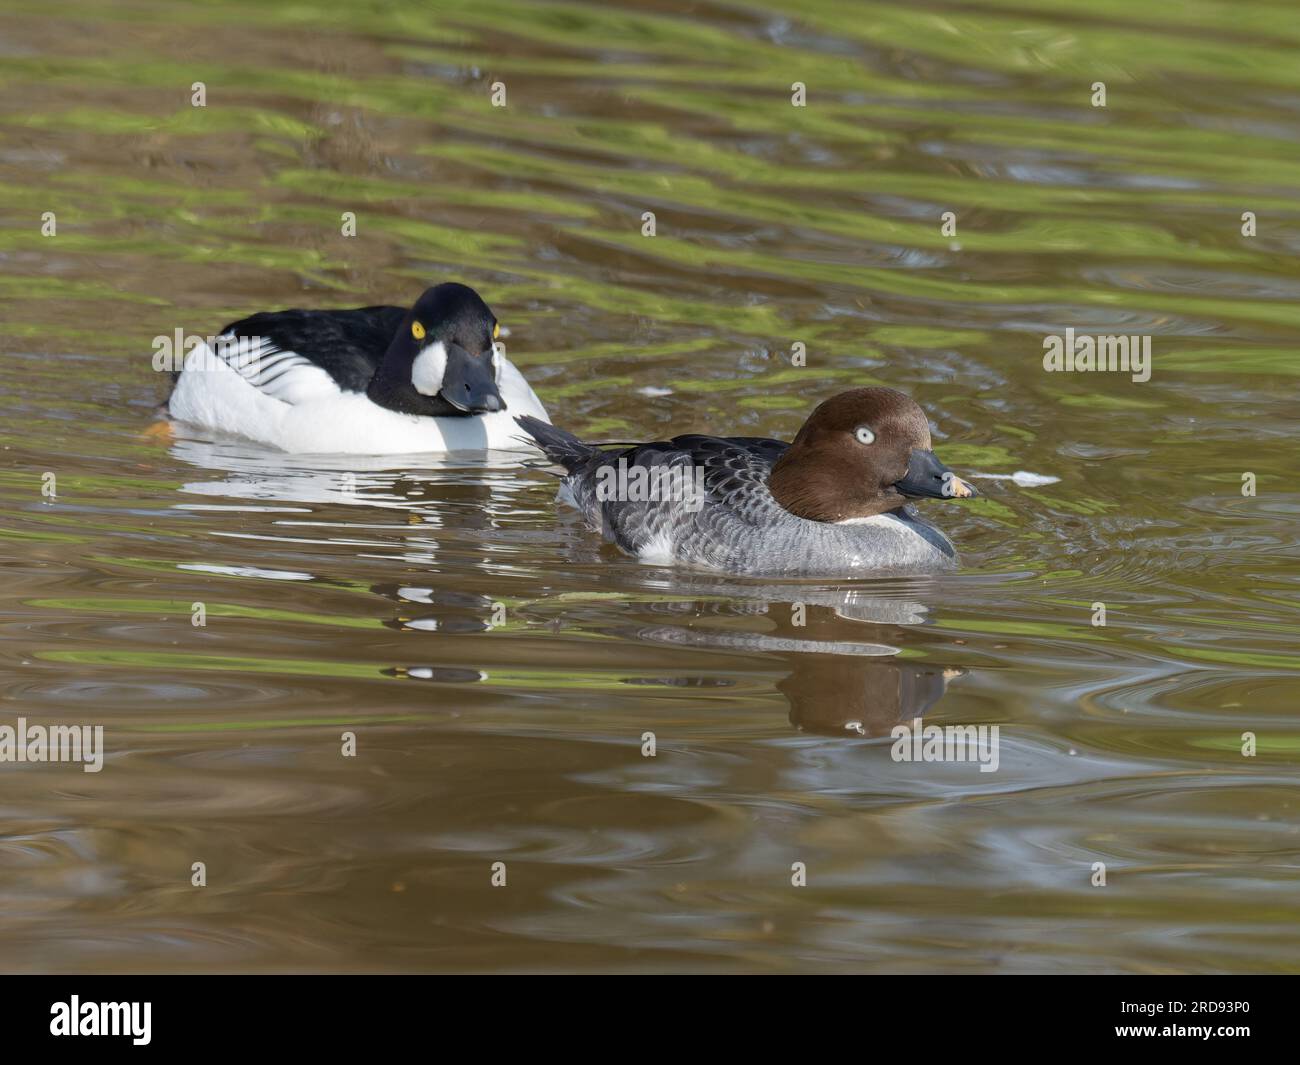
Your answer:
(166, 282), (549, 453)
(516, 387), (979, 577)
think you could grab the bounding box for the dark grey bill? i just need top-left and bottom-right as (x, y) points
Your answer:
(440, 343), (504, 413)
(893, 448), (978, 499)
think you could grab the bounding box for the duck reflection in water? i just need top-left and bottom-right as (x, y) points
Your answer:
(369, 577), (967, 738)
(778, 656), (963, 737)
(622, 582), (966, 738)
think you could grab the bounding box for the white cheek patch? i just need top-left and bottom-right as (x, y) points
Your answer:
(411, 341), (447, 396)
(491, 341), (503, 383)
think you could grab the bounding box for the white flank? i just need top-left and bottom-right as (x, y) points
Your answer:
(636, 530), (676, 564)
(167, 341), (549, 454)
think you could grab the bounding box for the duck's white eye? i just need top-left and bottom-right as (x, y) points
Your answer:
(855, 426), (876, 445)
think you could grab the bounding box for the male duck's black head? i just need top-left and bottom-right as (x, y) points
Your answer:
(369, 282), (505, 416)
(767, 387), (977, 522)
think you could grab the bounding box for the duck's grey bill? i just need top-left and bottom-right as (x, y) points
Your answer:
(894, 449), (978, 499)
(441, 343), (504, 413)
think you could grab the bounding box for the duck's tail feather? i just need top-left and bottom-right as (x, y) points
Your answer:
(514, 415), (596, 471)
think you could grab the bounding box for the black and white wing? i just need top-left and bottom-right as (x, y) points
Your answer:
(212, 306), (406, 405)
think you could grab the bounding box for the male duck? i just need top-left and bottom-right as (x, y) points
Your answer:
(166, 282), (549, 453)
(516, 387), (978, 577)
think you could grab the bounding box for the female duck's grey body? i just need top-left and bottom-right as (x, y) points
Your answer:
(517, 388), (978, 578)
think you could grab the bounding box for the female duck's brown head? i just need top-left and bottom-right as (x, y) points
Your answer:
(767, 388), (977, 522)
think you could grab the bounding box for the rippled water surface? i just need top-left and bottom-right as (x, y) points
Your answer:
(1, 0), (1298, 973)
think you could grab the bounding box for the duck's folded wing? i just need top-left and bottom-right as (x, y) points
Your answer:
(673, 436), (794, 549)
(672, 436), (787, 514)
(201, 334), (338, 405)
(214, 306), (404, 405)
(575, 435), (789, 559)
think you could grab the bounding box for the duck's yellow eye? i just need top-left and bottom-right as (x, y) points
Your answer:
(411, 321), (426, 341)
(493, 322), (500, 340)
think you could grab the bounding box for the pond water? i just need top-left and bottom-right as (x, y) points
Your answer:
(1, 0), (1297, 972)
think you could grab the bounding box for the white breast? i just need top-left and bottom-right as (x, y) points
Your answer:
(835, 513), (907, 528)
